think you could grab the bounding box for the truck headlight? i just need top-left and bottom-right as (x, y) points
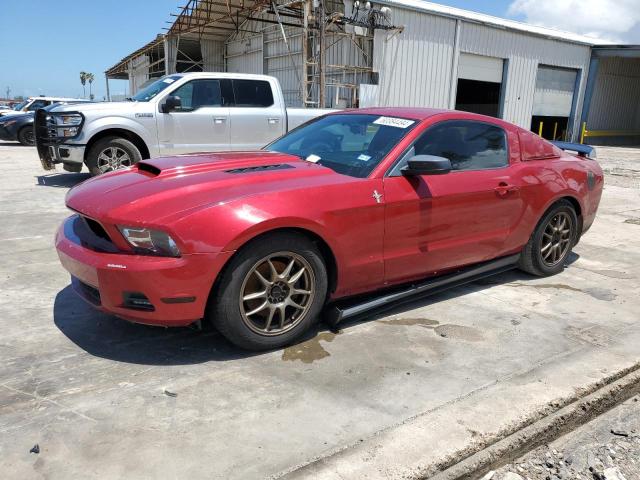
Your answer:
(118, 226), (181, 257)
(57, 114), (83, 126)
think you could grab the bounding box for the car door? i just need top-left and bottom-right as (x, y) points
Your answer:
(382, 119), (525, 285)
(156, 78), (230, 155)
(228, 79), (285, 150)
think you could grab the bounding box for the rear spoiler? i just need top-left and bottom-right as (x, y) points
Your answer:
(551, 141), (596, 160)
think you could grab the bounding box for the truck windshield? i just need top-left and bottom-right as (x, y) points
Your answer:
(13, 101), (28, 110)
(266, 114), (418, 178)
(131, 75), (182, 102)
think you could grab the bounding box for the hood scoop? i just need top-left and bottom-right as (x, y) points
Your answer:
(225, 164), (293, 174)
(137, 162), (162, 176)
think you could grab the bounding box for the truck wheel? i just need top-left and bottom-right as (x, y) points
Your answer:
(86, 136), (142, 175)
(209, 233), (328, 351)
(17, 126), (35, 146)
(518, 200), (578, 277)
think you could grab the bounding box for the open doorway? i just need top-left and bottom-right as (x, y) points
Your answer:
(455, 53), (504, 118)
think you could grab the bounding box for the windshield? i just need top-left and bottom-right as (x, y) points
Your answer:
(13, 101), (28, 110)
(266, 114), (418, 178)
(131, 75), (182, 102)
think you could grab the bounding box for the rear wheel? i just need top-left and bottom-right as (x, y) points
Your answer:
(86, 136), (142, 175)
(209, 233), (328, 351)
(17, 125), (35, 146)
(519, 200), (578, 276)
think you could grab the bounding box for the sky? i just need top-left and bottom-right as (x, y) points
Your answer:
(1, 0), (638, 101)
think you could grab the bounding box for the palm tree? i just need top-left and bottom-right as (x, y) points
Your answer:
(87, 73), (95, 100)
(79, 71), (88, 98)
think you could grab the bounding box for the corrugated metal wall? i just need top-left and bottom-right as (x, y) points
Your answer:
(372, 11), (456, 108)
(226, 34), (263, 74)
(587, 57), (640, 131)
(371, 8), (592, 139)
(263, 25), (303, 107)
(458, 22), (591, 137)
(201, 39), (225, 72)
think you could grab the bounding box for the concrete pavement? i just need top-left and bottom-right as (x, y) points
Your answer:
(1, 142), (639, 479)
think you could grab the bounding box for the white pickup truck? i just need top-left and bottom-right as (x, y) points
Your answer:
(35, 73), (333, 175)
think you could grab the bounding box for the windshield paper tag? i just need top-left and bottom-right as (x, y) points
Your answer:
(373, 116), (415, 129)
(306, 154), (321, 163)
(162, 78), (175, 84)
(357, 154), (371, 162)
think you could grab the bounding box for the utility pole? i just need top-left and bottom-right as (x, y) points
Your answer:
(5, 86), (10, 100)
(318, 0), (326, 108)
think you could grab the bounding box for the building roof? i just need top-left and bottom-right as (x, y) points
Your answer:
(377, 0), (610, 46)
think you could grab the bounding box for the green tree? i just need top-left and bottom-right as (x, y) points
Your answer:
(86, 73), (95, 100)
(79, 71), (88, 98)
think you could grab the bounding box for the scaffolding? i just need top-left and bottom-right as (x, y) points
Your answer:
(106, 0), (402, 107)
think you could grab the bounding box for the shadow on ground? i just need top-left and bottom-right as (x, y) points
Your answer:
(37, 172), (91, 188)
(53, 286), (260, 365)
(54, 254), (579, 365)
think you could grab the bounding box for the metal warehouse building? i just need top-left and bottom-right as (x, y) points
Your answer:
(105, 0), (640, 145)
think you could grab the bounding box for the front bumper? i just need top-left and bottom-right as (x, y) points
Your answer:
(56, 215), (233, 327)
(0, 124), (17, 141)
(35, 109), (85, 170)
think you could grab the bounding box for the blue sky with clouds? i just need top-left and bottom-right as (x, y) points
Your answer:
(0, 0), (638, 101)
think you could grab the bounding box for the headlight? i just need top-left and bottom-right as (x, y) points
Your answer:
(118, 226), (181, 257)
(56, 114), (83, 126)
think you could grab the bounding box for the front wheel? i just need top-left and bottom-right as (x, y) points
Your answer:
(209, 233), (328, 351)
(17, 125), (35, 146)
(86, 136), (142, 175)
(519, 200), (578, 276)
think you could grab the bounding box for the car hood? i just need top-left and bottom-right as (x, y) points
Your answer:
(0, 112), (33, 123)
(51, 101), (145, 114)
(66, 151), (348, 224)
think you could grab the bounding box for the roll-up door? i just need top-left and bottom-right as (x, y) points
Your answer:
(533, 66), (577, 117)
(455, 53), (505, 118)
(531, 66), (578, 140)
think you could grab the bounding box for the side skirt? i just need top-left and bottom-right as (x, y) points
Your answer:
(323, 253), (521, 328)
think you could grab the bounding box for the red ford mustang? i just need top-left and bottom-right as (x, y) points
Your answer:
(56, 108), (603, 350)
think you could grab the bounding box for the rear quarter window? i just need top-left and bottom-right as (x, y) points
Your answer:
(232, 80), (274, 107)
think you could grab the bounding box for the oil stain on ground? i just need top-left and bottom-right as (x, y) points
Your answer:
(378, 317), (439, 327)
(508, 283), (617, 301)
(282, 331), (338, 364)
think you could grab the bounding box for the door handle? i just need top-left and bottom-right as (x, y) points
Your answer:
(214, 117), (226, 124)
(495, 182), (519, 197)
(268, 117), (280, 124)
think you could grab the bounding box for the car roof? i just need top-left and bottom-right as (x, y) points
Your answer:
(27, 96), (88, 102)
(336, 107), (520, 129)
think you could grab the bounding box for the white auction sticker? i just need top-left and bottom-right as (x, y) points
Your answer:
(305, 154), (321, 163)
(162, 78), (176, 84)
(373, 116), (415, 129)
(357, 154), (371, 162)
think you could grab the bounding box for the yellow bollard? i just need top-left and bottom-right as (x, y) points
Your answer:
(538, 121), (544, 137)
(580, 122), (587, 144)
(553, 122), (558, 140)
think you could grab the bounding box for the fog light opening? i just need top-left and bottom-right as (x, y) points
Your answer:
(123, 292), (155, 311)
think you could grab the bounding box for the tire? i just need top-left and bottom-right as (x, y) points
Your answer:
(209, 233), (328, 351)
(17, 125), (35, 146)
(518, 199), (578, 277)
(86, 136), (142, 176)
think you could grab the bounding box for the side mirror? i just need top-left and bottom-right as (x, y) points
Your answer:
(161, 95), (182, 113)
(401, 155), (452, 176)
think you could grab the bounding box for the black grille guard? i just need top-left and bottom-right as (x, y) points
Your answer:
(34, 108), (85, 170)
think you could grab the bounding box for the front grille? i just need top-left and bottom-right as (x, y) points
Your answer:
(73, 277), (101, 306)
(83, 217), (111, 242)
(225, 164), (293, 174)
(69, 215), (119, 253)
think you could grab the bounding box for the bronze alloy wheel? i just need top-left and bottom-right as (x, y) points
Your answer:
(97, 146), (132, 173)
(539, 211), (573, 267)
(239, 252), (316, 336)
